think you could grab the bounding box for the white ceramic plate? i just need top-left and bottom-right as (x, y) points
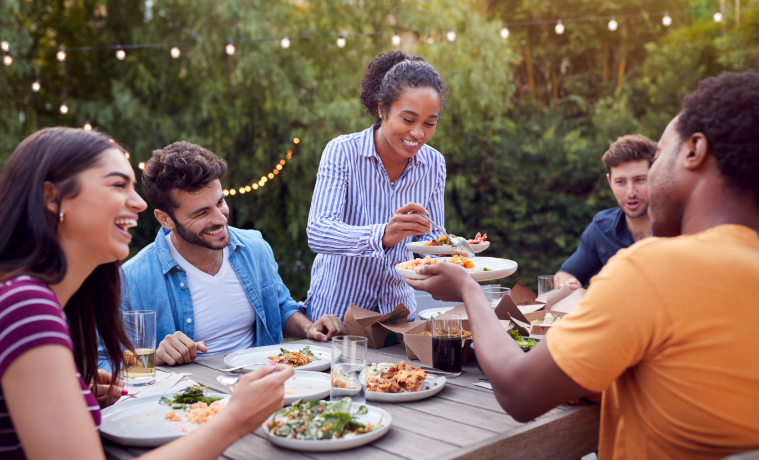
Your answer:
(284, 371), (331, 405)
(417, 307), (455, 320)
(366, 374), (446, 402)
(406, 241), (490, 255)
(262, 403), (392, 452)
(395, 256), (518, 283)
(224, 344), (331, 373)
(100, 393), (230, 447)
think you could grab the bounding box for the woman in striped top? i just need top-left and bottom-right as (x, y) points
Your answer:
(305, 51), (448, 321)
(0, 128), (294, 460)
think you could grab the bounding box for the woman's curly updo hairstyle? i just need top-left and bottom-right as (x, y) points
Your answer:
(676, 69), (759, 206)
(359, 50), (446, 125)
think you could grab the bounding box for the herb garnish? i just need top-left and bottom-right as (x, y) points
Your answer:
(266, 398), (381, 440)
(158, 386), (222, 410)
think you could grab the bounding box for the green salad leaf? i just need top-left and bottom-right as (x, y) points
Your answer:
(508, 329), (537, 350)
(277, 346), (320, 361)
(267, 398), (381, 441)
(158, 386), (222, 410)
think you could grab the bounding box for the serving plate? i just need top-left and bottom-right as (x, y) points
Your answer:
(262, 403), (392, 452)
(406, 241), (490, 255)
(417, 306), (456, 320)
(395, 256), (518, 283)
(366, 374), (446, 402)
(224, 344), (331, 373)
(100, 393), (230, 447)
(284, 371), (331, 405)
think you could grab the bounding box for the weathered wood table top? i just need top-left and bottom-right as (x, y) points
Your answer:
(103, 339), (600, 460)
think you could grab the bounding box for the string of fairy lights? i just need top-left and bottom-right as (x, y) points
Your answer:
(1, 6), (732, 196)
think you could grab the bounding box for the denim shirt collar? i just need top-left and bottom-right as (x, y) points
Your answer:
(154, 227), (246, 275)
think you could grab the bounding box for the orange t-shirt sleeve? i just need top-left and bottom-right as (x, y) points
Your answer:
(547, 249), (672, 393)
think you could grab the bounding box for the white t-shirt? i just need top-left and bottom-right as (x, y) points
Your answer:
(166, 234), (256, 355)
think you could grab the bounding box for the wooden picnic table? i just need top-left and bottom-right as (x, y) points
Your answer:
(102, 339), (600, 460)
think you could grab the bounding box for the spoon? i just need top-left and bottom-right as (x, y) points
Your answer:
(414, 212), (475, 258)
(216, 374), (240, 391)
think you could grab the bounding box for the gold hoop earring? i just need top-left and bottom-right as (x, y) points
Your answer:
(59, 211), (64, 223)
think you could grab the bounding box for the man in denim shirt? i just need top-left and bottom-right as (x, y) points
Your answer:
(555, 135), (656, 289)
(99, 142), (345, 369)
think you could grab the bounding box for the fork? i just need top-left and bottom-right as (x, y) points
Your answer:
(220, 362), (268, 372)
(414, 212), (475, 258)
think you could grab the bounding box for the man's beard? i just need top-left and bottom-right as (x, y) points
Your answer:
(621, 199), (649, 219)
(172, 219), (228, 250)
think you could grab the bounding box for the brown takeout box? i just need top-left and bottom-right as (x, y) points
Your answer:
(494, 283), (584, 336)
(343, 303), (425, 349)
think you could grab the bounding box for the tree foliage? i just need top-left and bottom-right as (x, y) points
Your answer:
(1, 0), (757, 296)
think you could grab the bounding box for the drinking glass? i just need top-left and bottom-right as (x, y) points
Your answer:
(122, 310), (157, 386)
(432, 313), (462, 373)
(482, 286), (511, 309)
(330, 336), (368, 406)
(537, 275), (555, 297)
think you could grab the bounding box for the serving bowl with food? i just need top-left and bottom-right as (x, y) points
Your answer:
(224, 345), (331, 373)
(406, 232), (490, 255)
(263, 398), (391, 451)
(395, 256), (518, 283)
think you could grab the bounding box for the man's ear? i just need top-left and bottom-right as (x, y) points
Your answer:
(42, 182), (60, 216)
(606, 173), (612, 188)
(683, 133), (709, 170)
(154, 209), (175, 230)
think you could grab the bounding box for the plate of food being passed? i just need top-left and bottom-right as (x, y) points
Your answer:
(395, 255), (518, 283)
(223, 344), (331, 373)
(364, 361), (447, 402)
(406, 233), (490, 255)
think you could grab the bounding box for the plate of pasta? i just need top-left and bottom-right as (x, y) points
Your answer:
(224, 345), (332, 373)
(395, 256), (518, 282)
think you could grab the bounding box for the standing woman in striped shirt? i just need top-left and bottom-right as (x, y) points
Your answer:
(306, 51), (448, 321)
(0, 128), (293, 460)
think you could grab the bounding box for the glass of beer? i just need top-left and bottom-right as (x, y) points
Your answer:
(432, 313), (462, 373)
(122, 310), (157, 386)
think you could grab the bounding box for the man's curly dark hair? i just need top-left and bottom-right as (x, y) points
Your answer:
(677, 70), (759, 204)
(142, 141), (227, 217)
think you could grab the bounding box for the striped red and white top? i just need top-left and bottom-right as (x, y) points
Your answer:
(0, 275), (101, 459)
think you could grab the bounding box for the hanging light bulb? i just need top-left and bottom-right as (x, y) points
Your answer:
(446, 28), (456, 42)
(555, 19), (565, 35)
(223, 190), (229, 196)
(59, 101), (69, 114)
(662, 12), (672, 26)
(229, 189), (236, 195)
(268, 173), (274, 179)
(293, 137), (300, 144)
(31, 79), (41, 92)
(124, 152), (130, 159)
(170, 44), (181, 58)
(276, 164), (283, 170)
(252, 184), (259, 190)
(608, 16), (618, 31)
(273, 169), (279, 175)
(261, 176), (267, 183)
(391, 31), (401, 46)
(138, 162), (146, 170)
(83, 120), (92, 131)
(56, 47), (66, 61)
(281, 36), (291, 49)
(0, 41), (9, 51)
(713, 11), (723, 22)
(336, 34), (346, 48)
(239, 187), (245, 194)
(225, 41), (235, 55)
(500, 24), (510, 39)
(3, 52), (12, 66)
(115, 46), (126, 60)
(280, 159), (286, 165)
(258, 180), (264, 187)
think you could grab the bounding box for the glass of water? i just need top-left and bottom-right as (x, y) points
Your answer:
(538, 275), (555, 297)
(122, 311), (157, 386)
(330, 336), (368, 406)
(482, 286), (511, 309)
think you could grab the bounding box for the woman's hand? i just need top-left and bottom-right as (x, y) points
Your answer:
(90, 369), (126, 408)
(381, 202), (432, 248)
(223, 364), (295, 437)
(405, 262), (478, 303)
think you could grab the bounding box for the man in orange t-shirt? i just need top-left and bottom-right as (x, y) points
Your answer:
(407, 69), (759, 459)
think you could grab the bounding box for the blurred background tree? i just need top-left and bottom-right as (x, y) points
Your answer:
(1, 0), (757, 297)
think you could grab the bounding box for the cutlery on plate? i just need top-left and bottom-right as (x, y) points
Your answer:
(220, 362), (267, 372)
(414, 212), (475, 258)
(216, 374), (241, 390)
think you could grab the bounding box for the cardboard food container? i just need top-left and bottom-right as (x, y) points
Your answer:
(401, 304), (480, 367)
(495, 283), (585, 336)
(343, 303), (425, 349)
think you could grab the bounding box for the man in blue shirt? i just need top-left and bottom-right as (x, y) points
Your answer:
(555, 135), (656, 288)
(99, 142), (345, 370)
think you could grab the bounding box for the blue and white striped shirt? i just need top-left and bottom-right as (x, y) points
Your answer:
(305, 125), (447, 321)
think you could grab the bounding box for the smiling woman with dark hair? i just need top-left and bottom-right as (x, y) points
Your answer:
(305, 51), (449, 321)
